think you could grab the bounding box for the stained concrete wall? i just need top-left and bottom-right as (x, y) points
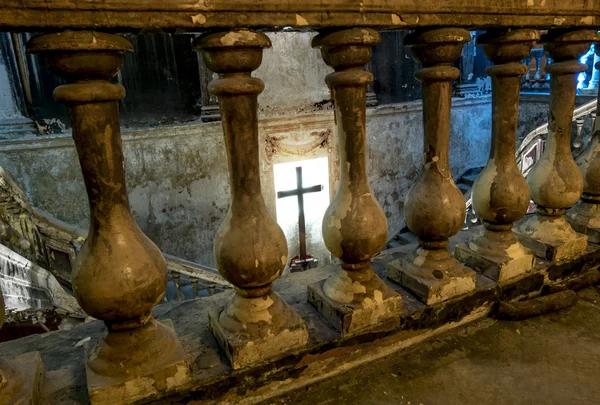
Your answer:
(0, 52), (20, 121)
(0, 97), (491, 267)
(256, 32), (332, 116)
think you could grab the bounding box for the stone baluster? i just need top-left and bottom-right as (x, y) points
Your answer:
(584, 50), (600, 93)
(307, 28), (402, 336)
(387, 28), (476, 305)
(0, 288), (44, 405)
(522, 54), (533, 88)
(532, 49), (544, 88)
(193, 29), (308, 369)
(365, 60), (379, 107)
(191, 277), (199, 298)
(455, 29), (539, 283)
(543, 55), (553, 89)
(198, 57), (221, 122)
(573, 116), (586, 155)
(171, 272), (185, 302)
(515, 30), (600, 262)
(27, 31), (189, 404)
(568, 46), (600, 243)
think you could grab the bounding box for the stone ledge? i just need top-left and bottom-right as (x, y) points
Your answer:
(0, 226), (598, 404)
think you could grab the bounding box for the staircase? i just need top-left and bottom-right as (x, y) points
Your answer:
(0, 164), (229, 325)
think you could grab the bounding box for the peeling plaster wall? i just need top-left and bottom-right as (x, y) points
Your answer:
(0, 98), (491, 267)
(257, 32), (333, 116)
(0, 55), (20, 121)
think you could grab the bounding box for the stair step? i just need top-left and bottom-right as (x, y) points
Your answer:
(386, 240), (403, 249)
(397, 231), (418, 245)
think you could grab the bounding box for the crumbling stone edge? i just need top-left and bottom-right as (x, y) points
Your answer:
(152, 248), (600, 405)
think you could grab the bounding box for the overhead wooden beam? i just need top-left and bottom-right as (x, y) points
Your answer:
(1, 0), (599, 32)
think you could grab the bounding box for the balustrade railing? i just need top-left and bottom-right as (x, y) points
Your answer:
(0, 2), (600, 404)
(521, 41), (599, 93)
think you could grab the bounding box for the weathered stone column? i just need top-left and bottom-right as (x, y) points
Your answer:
(0, 288), (44, 405)
(455, 29), (539, 282)
(387, 28), (476, 305)
(28, 31), (190, 404)
(567, 45), (600, 243)
(307, 28), (402, 336)
(515, 30), (599, 262)
(194, 29), (308, 369)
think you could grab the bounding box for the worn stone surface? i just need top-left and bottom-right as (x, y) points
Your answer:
(389, 28), (477, 304)
(27, 30), (190, 404)
(209, 291), (308, 370)
(269, 286), (600, 405)
(459, 30), (539, 283)
(194, 29), (308, 369)
(455, 241), (536, 283)
(84, 320), (190, 405)
(307, 28), (403, 334)
(568, 200), (600, 243)
(517, 30), (600, 260)
(567, 61), (600, 242)
(0, 351), (44, 405)
(0, 226), (598, 404)
(388, 251), (476, 306)
(516, 215), (589, 262)
(307, 279), (401, 336)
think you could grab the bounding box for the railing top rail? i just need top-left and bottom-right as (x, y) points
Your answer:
(1, 0), (600, 32)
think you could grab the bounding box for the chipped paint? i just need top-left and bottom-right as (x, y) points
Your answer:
(323, 269), (355, 303)
(225, 295), (275, 324)
(352, 280), (367, 295)
(166, 364), (191, 390)
(389, 28), (478, 306)
(412, 250), (426, 266)
(529, 129), (582, 208)
(580, 16), (594, 25)
(219, 30), (257, 46)
(553, 17), (566, 25)
(191, 14), (206, 24)
(471, 158), (497, 217)
(296, 14), (309, 26)
(391, 14), (406, 25)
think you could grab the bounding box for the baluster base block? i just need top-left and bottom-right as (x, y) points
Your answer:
(0, 352), (44, 405)
(454, 228), (536, 283)
(455, 243), (536, 283)
(307, 270), (402, 337)
(208, 291), (308, 370)
(387, 248), (476, 305)
(567, 200), (600, 244)
(84, 319), (190, 405)
(515, 214), (588, 263)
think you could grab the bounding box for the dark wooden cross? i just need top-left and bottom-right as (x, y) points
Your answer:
(277, 166), (323, 271)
